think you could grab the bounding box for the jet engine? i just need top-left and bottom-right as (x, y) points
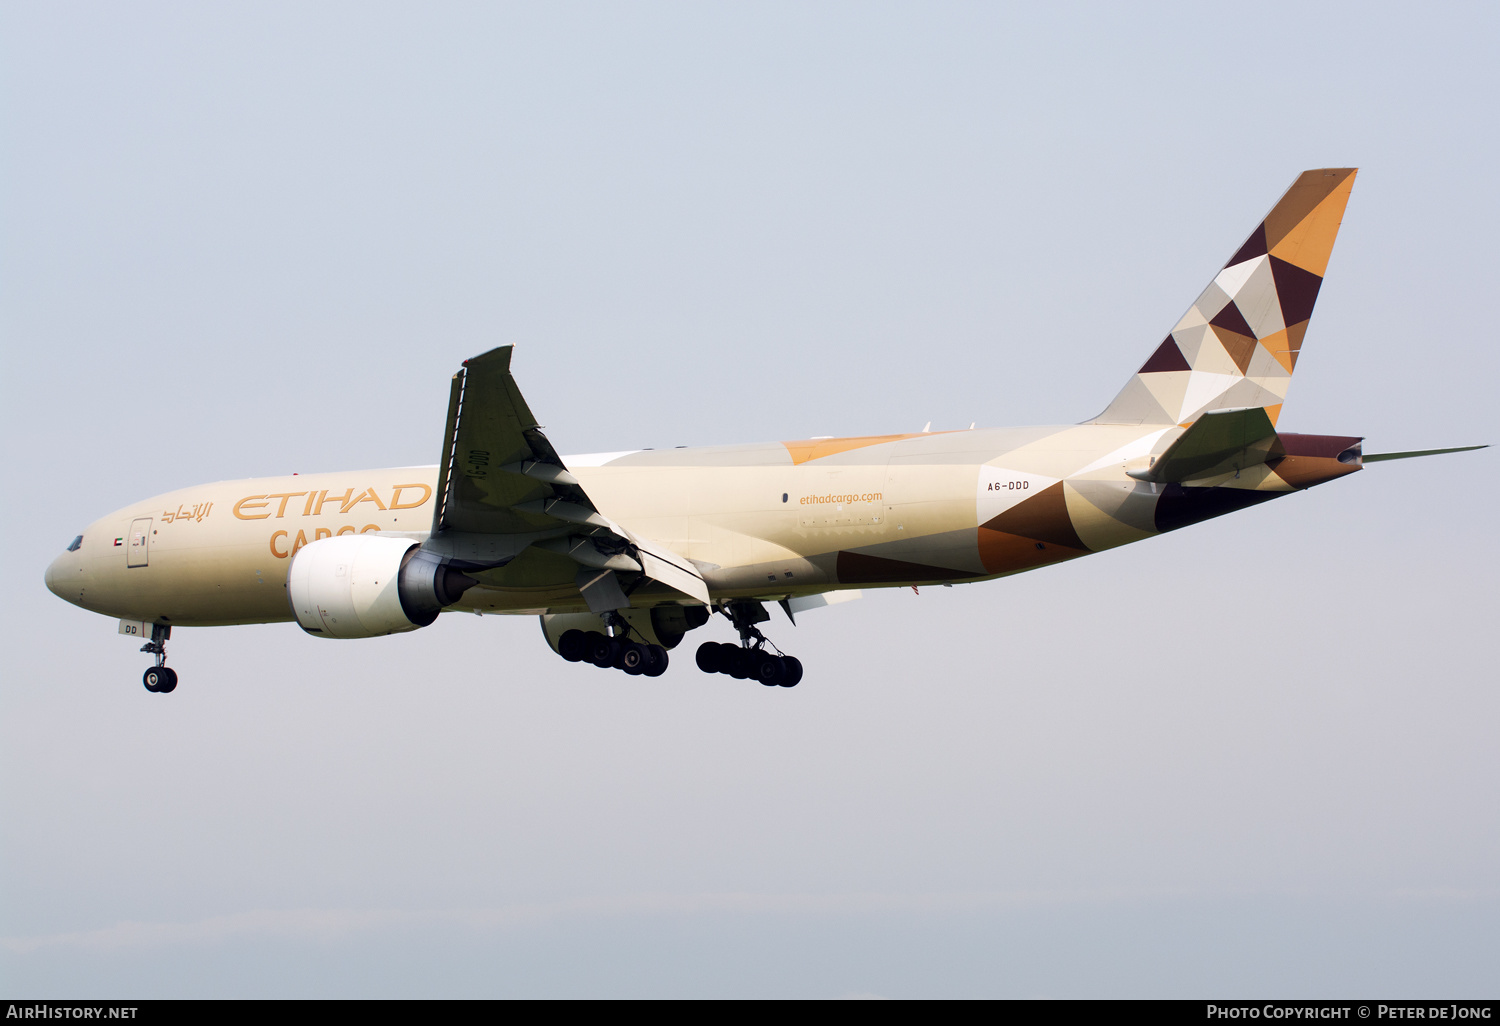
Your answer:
(287, 535), (476, 639)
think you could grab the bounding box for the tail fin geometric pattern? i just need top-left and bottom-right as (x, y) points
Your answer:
(1093, 168), (1357, 427)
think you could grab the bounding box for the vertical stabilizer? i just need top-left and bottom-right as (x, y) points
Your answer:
(1092, 169), (1357, 426)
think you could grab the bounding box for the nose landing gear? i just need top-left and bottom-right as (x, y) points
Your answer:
(695, 601), (803, 687)
(140, 624), (178, 693)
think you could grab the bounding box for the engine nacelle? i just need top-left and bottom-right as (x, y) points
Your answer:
(287, 535), (476, 639)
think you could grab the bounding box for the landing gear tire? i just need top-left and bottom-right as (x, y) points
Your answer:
(724, 646), (751, 679)
(695, 641), (722, 674)
(716, 600), (803, 688)
(586, 632), (614, 668)
(139, 624), (175, 693)
(558, 629), (588, 663)
(642, 645), (669, 677)
(754, 653), (787, 687)
(143, 666), (176, 693)
(618, 642), (647, 675)
(779, 656), (803, 687)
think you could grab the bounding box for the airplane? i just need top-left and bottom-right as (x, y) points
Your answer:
(44, 168), (1486, 694)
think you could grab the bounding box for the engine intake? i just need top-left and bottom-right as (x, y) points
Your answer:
(287, 536), (477, 639)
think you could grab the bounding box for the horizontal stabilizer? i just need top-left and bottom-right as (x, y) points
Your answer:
(1128, 407), (1280, 484)
(1362, 445), (1488, 463)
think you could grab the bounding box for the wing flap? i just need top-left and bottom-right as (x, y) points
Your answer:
(628, 535), (712, 606)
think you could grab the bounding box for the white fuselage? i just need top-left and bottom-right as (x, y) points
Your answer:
(47, 420), (1326, 628)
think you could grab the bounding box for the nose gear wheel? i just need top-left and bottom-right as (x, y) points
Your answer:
(139, 624), (180, 693)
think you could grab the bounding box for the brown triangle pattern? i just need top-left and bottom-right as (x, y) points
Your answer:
(1268, 255), (1323, 326)
(1263, 170), (1355, 252)
(1211, 325), (1259, 374)
(1139, 337), (1191, 374)
(1283, 320), (1309, 370)
(976, 528), (1087, 575)
(1209, 299), (1257, 340)
(981, 482), (1088, 550)
(1224, 223), (1268, 268)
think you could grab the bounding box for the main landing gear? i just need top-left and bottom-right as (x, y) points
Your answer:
(140, 624), (178, 693)
(556, 613), (669, 677)
(695, 601), (803, 687)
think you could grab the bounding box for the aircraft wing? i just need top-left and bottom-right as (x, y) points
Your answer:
(1128, 407), (1282, 484)
(430, 346), (710, 608)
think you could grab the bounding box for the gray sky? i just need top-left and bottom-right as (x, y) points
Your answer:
(2, 0), (1496, 998)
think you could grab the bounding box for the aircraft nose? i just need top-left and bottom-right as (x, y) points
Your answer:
(45, 546), (85, 603)
(45, 552), (67, 599)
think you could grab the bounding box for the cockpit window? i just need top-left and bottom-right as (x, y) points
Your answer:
(66, 535), (83, 552)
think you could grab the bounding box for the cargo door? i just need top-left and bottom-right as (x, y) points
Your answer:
(127, 518), (151, 567)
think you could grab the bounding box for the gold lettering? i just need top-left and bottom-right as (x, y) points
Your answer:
(360, 524), (380, 534)
(315, 488), (353, 515)
(234, 495), (271, 520)
(269, 531), (289, 558)
(335, 525), (356, 536)
(340, 487), (387, 514)
(302, 492), (317, 516)
(314, 528), (332, 541)
(291, 530), (309, 555)
(263, 492), (307, 518)
(389, 483), (433, 510)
